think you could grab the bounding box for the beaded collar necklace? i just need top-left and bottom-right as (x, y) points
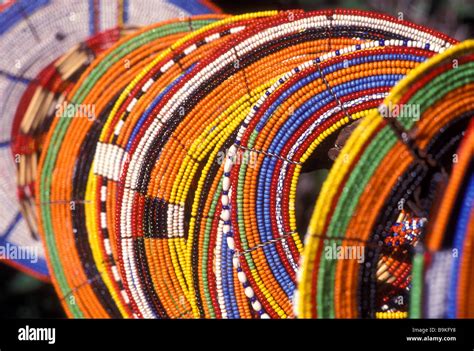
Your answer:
(298, 40), (474, 319)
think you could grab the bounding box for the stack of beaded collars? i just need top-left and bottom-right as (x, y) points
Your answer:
(297, 40), (474, 319)
(35, 9), (459, 318)
(0, 0), (217, 279)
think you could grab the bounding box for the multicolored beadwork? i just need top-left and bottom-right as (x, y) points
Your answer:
(1, 5), (472, 319)
(0, 0), (217, 279)
(298, 39), (474, 319)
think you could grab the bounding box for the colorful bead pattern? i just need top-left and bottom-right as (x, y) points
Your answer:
(34, 9), (461, 318)
(36, 16), (223, 318)
(376, 210), (425, 318)
(0, 0), (216, 278)
(95, 11), (451, 319)
(3, 5), (471, 319)
(298, 40), (474, 319)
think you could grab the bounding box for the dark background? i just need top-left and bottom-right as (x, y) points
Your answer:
(1, 0), (472, 318)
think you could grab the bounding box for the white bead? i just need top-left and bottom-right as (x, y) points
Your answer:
(221, 195), (229, 206)
(222, 177), (231, 191)
(251, 300), (262, 311)
(224, 158), (233, 173)
(223, 224), (231, 234)
(220, 208), (230, 221)
(237, 271), (247, 283)
(245, 287), (254, 298)
(227, 237), (235, 250)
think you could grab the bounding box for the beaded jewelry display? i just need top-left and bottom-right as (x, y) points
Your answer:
(298, 40), (474, 319)
(2, 4), (469, 319)
(102, 11), (452, 319)
(36, 9), (458, 318)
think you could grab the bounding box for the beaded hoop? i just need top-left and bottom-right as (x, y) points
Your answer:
(221, 43), (447, 319)
(297, 40), (474, 319)
(217, 12), (455, 318)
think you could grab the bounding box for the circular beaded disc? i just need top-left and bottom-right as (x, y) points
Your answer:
(297, 40), (474, 319)
(217, 11), (455, 318)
